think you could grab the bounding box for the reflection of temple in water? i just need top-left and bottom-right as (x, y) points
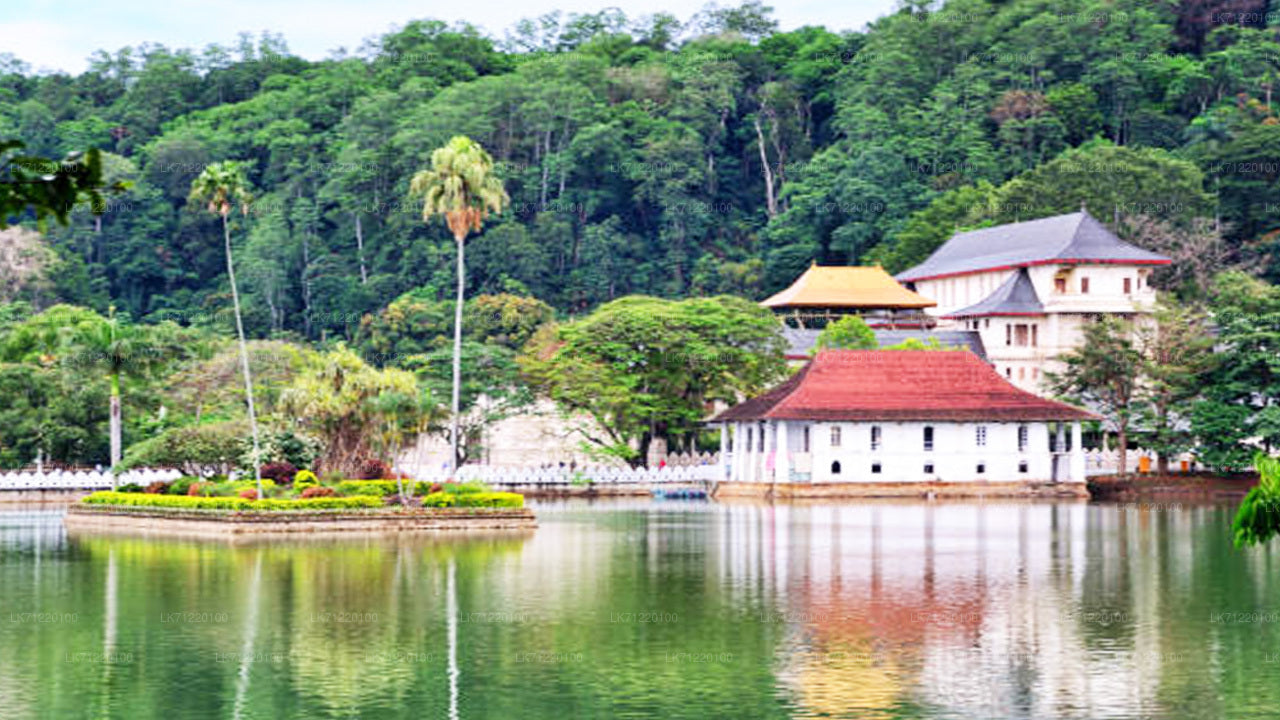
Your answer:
(712, 503), (1167, 719)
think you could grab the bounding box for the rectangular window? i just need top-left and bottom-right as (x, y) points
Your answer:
(802, 426), (810, 453)
(976, 463), (986, 474)
(872, 463), (882, 474)
(1054, 277), (1067, 293)
(1018, 461), (1029, 473)
(1018, 425), (1028, 452)
(1014, 324), (1029, 347)
(924, 463), (935, 474)
(1005, 324), (1012, 346)
(976, 425), (987, 447)
(870, 426), (881, 451)
(1081, 277), (1090, 294)
(923, 426), (934, 452)
(1031, 325), (1038, 347)
(758, 424), (765, 451)
(830, 426), (842, 448)
(1124, 277), (1132, 294)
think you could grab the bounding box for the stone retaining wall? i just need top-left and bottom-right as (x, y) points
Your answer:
(712, 481), (1090, 500)
(63, 505), (536, 539)
(0, 489), (94, 504)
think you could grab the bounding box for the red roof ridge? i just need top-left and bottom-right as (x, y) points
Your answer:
(712, 350), (1097, 423)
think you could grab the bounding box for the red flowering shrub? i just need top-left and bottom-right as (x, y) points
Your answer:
(238, 489), (259, 501)
(300, 486), (335, 499)
(188, 483), (203, 496)
(356, 458), (391, 480)
(259, 462), (298, 486)
(145, 481), (170, 494)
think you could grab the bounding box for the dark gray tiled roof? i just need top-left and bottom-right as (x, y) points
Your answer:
(943, 268), (1044, 318)
(896, 211), (1170, 281)
(782, 327), (988, 360)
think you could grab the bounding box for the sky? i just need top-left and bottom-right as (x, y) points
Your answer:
(0, 0), (900, 74)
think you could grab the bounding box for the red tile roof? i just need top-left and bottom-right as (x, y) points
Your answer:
(712, 350), (1097, 423)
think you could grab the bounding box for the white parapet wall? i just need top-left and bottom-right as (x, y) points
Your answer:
(0, 468), (183, 491)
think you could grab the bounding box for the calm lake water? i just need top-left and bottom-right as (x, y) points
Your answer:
(2, 499), (1280, 719)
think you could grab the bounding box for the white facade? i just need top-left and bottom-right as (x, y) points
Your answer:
(720, 419), (1084, 484)
(914, 264), (1158, 392)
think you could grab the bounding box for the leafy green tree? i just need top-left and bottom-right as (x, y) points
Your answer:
(189, 161), (264, 492)
(1231, 452), (1280, 547)
(1193, 272), (1280, 469)
(409, 136), (509, 470)
(1048, 316), (1144, 476)
(1136, 300), (1216, 474)
(1, 142), (108, 230)
(69, 307), (173, 473)
(813, 315), (877, 351)
(406, 342), (531, 466)
(278, 345), (427, 476)
(521, 295), (785, 466)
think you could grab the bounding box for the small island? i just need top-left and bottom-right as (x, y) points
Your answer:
(63, 472), (534, 538)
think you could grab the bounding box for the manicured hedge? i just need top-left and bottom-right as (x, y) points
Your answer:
(82, 492), (382, 511)
(422, 491), (523, 508)
(336, 480), (400, 497)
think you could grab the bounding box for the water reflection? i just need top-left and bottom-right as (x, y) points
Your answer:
(3, 502), (1280, 719)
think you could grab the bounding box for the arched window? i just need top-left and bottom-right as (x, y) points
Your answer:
(831, 460), (842, 475)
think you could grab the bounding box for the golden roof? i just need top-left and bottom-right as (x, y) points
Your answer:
(762, 265), (937, 310)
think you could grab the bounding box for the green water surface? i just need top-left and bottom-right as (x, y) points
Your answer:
(2, 500), (1279, 719)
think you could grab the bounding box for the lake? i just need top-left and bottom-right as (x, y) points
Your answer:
(2, 499), (1279, 719)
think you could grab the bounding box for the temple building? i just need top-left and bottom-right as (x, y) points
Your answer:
(710, 350), (1097, 496)
(763, 265), (937, 329)
(896, 210), (1171, 391)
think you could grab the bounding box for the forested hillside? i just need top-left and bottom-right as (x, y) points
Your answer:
(3, 0), (1280, 344)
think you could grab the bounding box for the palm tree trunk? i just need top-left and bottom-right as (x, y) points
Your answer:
(450, 236), (465, 474)
(109, 372), (122, 481)
(354, 212), (368, 284)
(224, 213), (263, 495)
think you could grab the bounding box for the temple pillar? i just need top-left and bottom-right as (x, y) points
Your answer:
(776, 421), (790, 483)
(1070, 422), (1085, 482)
(718, 425), (728, 481)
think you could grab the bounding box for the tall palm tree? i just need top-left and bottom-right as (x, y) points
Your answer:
(75, 307), (157, 477)
(409, 137), (508, 472)
(190, 162), (263, 495)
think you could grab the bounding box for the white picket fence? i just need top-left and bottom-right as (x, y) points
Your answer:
(0, 468), (183, 491)
(412, 464), (721, 487)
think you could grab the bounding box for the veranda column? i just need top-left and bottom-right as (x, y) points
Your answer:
(775, 421), (790, 483)
(1055, 422), (1067, 482)
(719, 425), (729, 481)
(732, 423), (745, 482)
(762, 421), (774, 483)
(1070, 422), (1085, 482)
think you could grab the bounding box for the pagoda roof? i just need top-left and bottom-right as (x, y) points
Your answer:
(896, 210), (1170, 282)
(943, 268), (1044, 319)
(711, 350), (1097, 423)
(763, 265), (937, 310)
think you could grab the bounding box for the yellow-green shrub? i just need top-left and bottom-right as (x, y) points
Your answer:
(336, 480), (399, 497)
(81, 491), (382, 511)
(422, 491), (523, 508)
(293, 469), (319, 490)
